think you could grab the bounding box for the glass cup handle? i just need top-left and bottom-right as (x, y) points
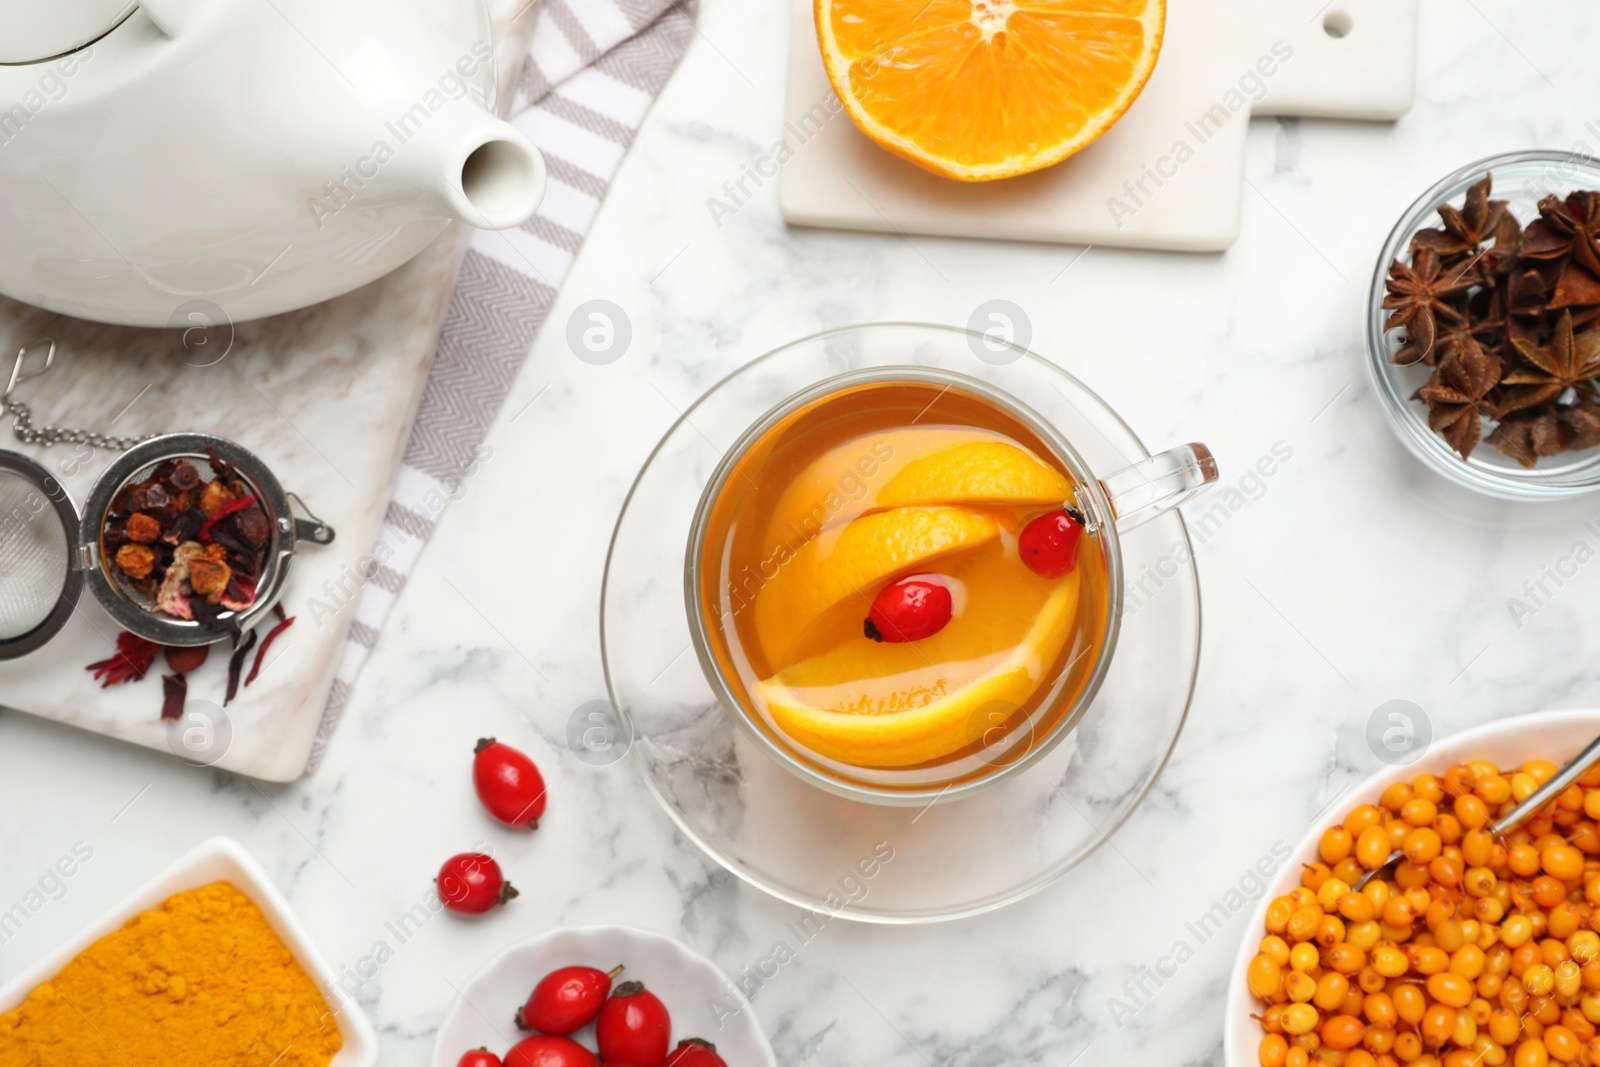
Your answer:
(1098, 443), (1219, 531)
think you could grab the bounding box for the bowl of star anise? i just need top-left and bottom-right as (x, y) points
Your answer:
(1368, 150), (1600, 500)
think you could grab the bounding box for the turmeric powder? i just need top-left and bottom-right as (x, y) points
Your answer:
(0, 881), (342, 1067)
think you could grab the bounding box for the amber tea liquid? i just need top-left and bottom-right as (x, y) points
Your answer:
(695, 378), (1113, 785)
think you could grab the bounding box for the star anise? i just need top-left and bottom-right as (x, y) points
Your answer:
(1497, 311), (1600, 415)
(1384, 249), (1476, 364)
(1411, 175), (1511, 260)
(1519, 191), (1600, 276)
(1488, 404), (1565, 467)
(1414, 339), (1501, 459)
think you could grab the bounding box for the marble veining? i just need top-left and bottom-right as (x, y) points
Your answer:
(5, 3), (1600, 1066)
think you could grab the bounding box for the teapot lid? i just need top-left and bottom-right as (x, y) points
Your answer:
(0, 1), (137, 64)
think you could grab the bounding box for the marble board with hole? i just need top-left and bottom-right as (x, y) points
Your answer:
(779, 0), (1419, 251)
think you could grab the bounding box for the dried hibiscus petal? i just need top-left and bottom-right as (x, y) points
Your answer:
(161, 674), (188, 720)
(86, 632), (160, 687)
(246, 607), (295, 686)
(199, 496), (258, 543)
(225, 629), (258, 705)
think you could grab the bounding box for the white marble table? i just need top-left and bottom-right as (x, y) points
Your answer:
(3, 3), (1597, 1064)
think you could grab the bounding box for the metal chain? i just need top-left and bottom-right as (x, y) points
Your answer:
(3, 338), (162, 450)
(6, 398), (160, 451)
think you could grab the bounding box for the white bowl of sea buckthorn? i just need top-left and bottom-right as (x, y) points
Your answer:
(1227, 709), (1600, 1067)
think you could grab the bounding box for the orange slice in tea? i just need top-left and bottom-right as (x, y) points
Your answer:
(757, 553), (1081, 767)
(753, 504), (1000, 666)
(758, 427), (996, 556)
(816, 0), (1166, 181)
(875, 441), (1071, 510)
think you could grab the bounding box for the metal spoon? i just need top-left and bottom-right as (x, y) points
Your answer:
(1354, 731), (1600, 891)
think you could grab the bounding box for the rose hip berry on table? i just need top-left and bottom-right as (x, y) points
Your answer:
(1245, 756), (1600, 1067)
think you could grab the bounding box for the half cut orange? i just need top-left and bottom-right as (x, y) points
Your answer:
(816, 0), (1166, 181)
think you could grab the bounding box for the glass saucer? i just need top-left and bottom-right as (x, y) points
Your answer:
(600, 324), (1201, 922)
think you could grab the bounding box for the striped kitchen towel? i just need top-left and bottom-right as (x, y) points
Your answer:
(305, 0), (697, 772)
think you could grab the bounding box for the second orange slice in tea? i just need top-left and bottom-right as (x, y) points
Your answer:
(875, 440), (1071, 510)
(816, 0), (1166, 181)
(753, 505), (1000, 666)
(757, 548), (1081, 767)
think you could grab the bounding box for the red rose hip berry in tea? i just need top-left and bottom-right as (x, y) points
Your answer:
(1018, 508), (1084, 579)
(597, 982), (671, 1067)
(665, 1039), (727, 1066)
(473, 737), (548, 828)
(516, 964), (624, 1034)
(504, 1035), (596, 1067)
(437, 852), (518, 915)
(457, 1050), (502, 1067)
(863, 575), (952, 643)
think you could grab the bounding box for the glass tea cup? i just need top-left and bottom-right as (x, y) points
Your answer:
(686, 366), (1216, 806)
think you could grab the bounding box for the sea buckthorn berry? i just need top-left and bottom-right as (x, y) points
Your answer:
(1436, 814), (1464, 845)
(1429, 972), (1476, 1008)
(1585, 791), (1600, 821)
(1513, 1038), (1549, 1067)
(1569, 932), (1600, 966)
(1302, 863), (1333, 891)
(1288, 905), (1324, 942)
(1381, 782), (1415, 812)
(1322, 827), (1355, 864)
(1465, 867), (1498, 897)
(1405, 827), (1444, 865)
(1346, 804), (1385, 836)
(1262, 935), (1291, 965)
(1395, 983), (1428, 1024)
(1282, 1003), (1320, 1035)
(1430, 855), (1465, 887)
(1509, 843), (1543, 877)
(1414, 775), (1446, 804)
(1357, 826), (1393, 869)
(1504, 915), (1536, 948)
(1555, 960), (1583, 999)
(1316, 916), (1346, 947)
(1312, 979), (1350, 1011)
(1525, 964), (1557, 997)
(1291, 942), (1320, 972)
(1283, 1048), (1308, 1067)
(1365, 992), (1397, 1027)
(1456, 795), (1491, 830)
(1395, 1031), (1423, 1060)
(1318, 878), (1353, 910)
(1463, 829), (1497, 868)
(1531, 876), (1569, 910)
(1423, 1003), (1459, 1047)
(1373, 945), (1410, 978)
(1512, 773), (1540, 804)
(1340, 893), (1376, 924)
(1327, 944), (1367, 974)
(1478, 774), (1512, 806)
(1260, 1033), (1288, 1067)
(1543, 844), (1586, 882)
(1525, 761), (1560, 784)
(1415, 947), (1452, 975)
(1452, 945), (1487, 980)
(1285, 971), (1317, 1003)
(1543, 1024), (1580, 1063)
(1491, 1008), (1523, 1045)
(1322, 1015), (1365, 1050)
(1250, 954), (1284, 999)
(1333, 858), (1366, 887)
(1267, 896), (1295, 932)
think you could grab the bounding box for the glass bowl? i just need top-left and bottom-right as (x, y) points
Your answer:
(600, 323), (1203, 921)
(1366, 150), (1600, 501)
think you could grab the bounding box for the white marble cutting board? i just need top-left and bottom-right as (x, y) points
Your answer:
(0, 5), (538, 783)
(780, 0), (1418, 250)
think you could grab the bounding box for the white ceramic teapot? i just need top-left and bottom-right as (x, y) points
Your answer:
(0, 0), (547, 326)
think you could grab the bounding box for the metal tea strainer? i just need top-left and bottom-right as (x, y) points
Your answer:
(0, 339), (335, 660)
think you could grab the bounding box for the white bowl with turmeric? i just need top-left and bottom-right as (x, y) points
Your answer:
(0, 837), (377, 1067)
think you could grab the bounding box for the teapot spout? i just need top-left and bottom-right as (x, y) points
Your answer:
(428, 112), (547, 230)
